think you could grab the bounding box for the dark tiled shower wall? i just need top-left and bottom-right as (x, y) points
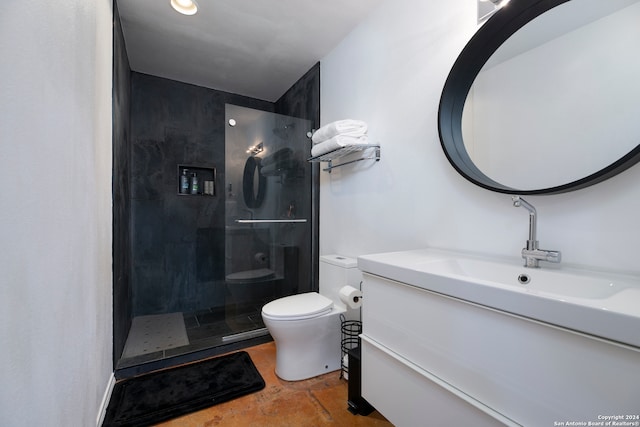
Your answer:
(275, 62), (320, 124)
(275, 63), (321, 292)
(130, 73), (274, 316)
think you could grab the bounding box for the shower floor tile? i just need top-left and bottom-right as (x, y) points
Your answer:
(194, 308), (227, 326)
(183, 315), (200, 330)
(118, 306), (269, 370)
(186, 319), (233, 342)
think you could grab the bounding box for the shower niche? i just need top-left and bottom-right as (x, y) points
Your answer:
(177, 165), (216, 196)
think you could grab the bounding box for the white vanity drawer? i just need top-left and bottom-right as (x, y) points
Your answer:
(361, 273), (640, 426)
(361, 335), (505, 427)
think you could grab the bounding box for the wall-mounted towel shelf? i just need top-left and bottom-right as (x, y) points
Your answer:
(307, 144), (380, 173)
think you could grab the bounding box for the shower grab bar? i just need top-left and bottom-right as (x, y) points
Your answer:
(235, 219), (307, 224)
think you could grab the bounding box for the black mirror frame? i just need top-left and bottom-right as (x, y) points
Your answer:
(438, 0), (640, 195)
(243, 156), (267, 208)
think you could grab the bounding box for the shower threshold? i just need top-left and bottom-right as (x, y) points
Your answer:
(222, 327), (269, 343)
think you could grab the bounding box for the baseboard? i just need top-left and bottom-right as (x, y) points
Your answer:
(96, 372), (116, 427)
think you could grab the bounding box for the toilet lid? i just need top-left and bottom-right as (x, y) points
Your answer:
(262, 292), (333, 320)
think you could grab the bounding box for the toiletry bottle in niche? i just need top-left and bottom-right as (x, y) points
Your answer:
(190, 172), (199, 194)
(180, 169), (190, 194)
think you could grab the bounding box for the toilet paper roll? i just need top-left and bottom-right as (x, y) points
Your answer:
(339, 285), (363, 309)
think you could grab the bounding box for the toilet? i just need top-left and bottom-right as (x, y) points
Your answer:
(261, 255), (361, 381)
(225, 268), (279, 332)
(226, 268), (277, 302)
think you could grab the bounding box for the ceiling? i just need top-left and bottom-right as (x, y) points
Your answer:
(116, 0), (384, 102)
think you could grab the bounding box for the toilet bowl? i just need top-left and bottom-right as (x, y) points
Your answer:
(262, 292), (345, 381)
(226, 268), (275, 283)
(225, 268), (279, 332)
(261, 255), (361, 381)
(226, 268), (278, 302)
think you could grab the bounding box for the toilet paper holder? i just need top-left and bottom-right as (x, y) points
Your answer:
(339, 285), (363, 310)
(340, 314), (362, 380)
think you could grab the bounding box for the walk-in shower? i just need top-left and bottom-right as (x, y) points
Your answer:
(116, 104), (314, 372)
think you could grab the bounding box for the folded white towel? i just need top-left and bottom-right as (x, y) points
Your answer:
(312, 119), (367, 144)
(310, 135), (369, 158)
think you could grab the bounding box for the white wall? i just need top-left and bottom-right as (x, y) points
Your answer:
(0, 1), (114, 426)
(320, 0), (640, 275)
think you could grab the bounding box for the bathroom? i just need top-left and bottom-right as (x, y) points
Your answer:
(111, 0), (640, 417)
(2, 0), (640, 426)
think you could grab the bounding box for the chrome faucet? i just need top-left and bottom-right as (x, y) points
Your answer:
(512, 196), (561, 268)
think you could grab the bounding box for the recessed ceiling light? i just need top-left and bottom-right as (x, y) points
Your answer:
(171, 0), (198, 16)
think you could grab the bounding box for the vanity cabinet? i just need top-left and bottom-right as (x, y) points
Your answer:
(360, 273), (640, 427)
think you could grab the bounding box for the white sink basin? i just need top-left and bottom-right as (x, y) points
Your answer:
(422, 257), (625, 299)
(358, 248), (640, 348)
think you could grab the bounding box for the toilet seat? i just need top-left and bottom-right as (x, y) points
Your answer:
(262, 292), (333, 321)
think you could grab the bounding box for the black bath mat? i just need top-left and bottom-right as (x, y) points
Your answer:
(103, 351), (265, 427)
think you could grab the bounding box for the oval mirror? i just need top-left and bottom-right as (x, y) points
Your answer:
(242, 156), (266, 208)
(439, 0), (640, 194)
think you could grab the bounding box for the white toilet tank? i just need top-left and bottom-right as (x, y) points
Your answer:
(319, 255), (362, 312)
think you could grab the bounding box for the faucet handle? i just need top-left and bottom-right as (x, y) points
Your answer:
(521, 248), (562, 266)
(543, 250), (561, 263)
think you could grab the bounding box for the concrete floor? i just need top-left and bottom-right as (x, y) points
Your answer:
(156, 341), (393, 426)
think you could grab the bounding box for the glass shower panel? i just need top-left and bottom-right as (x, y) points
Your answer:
(223, 104), (313, 342)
